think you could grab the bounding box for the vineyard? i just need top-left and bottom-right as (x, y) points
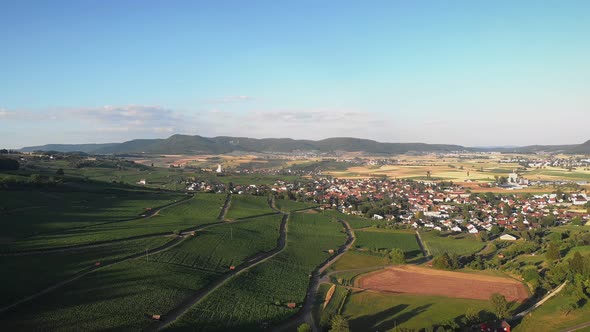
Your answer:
(12, 194), (226, 250)
(0, 236), (172, 308)
(167, 212), (347, 331)
(151, 214), (283, 272)
(225, 194), (275, 220)
(0, 188), (182, 244)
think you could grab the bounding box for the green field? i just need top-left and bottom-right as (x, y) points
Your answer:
(0, 237), (173, 308)
(0, 188), (182, 240)
(1, 258), (218, 331)
(514, 291), (590, 332)
(420, 231), (485, 256)
(343, 290), (492, 331)
(315, 283), (349, 328)
(167, 212), (347, 331)
(355, 229), (422, 258)
(329, 251), (390, 272)
(225, 194), (275, 220)
(0, 214), (284, 330)
(9, 194), (226, 250)
(274, 199), (316, 212)
(152, 214), (283, 272)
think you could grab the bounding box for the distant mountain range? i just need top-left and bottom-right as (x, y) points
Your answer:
(19, 135), (590, 155)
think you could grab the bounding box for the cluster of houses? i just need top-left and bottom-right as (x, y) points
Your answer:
(186, 175), (590, 234)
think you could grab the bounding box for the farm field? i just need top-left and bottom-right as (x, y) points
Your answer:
(9, 194), (226, 250)
(329, 251), (390, 272)
(151, 214), (283, 273)
(354, 228), (423, 259)
(315, 283), (349, 328)
(225, 194), (275, 220)
(0, 258), (219, 331)
(420, 230), (485, 256)
(0, 236), (172, 308)
(356, 265), (529, 302)
(0, 188), (183, 240)
(514, 291), (590, 332)
(0, 214), (284, 330)
(167, 212), (347, 331)
(342, 290), (492, 331)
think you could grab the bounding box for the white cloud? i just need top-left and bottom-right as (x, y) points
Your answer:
(208, 95), (255, 104)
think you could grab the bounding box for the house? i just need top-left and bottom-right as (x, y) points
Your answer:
(500, 234), (517, 241)
(137, 179), (147, 185)
(372, 214), (384, 220)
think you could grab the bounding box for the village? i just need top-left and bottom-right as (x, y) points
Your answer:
(186, 174), (590, 238)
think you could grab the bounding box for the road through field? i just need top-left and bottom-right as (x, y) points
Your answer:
(274, 219), (356, 332)
(147, 212), (290, 331)
(0, 213), (259, 315)
(0, 235), (187, 315)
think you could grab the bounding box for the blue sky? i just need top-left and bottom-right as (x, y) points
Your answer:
(1, 1), (589, 148)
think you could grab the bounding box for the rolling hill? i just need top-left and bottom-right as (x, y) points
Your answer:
(19, 135), (590, 155)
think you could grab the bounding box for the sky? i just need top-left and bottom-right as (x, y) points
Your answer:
(1, 0), (589, 148)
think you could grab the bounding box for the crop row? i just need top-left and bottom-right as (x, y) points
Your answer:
(225, 194), (274, 220)
(167, 212), (347, 331)
(152, 214), (283, 272)
(14, 193), (226, 250)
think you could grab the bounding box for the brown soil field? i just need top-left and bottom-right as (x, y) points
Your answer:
(356, 265), (529, 302)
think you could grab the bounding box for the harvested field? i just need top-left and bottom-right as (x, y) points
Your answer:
(356, 265), (528, 302)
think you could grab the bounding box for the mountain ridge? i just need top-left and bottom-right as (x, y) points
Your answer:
(19, 135), (590, 155)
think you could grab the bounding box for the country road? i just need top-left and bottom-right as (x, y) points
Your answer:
(274, 218), (356, 332)
(148, 207), (290, 331)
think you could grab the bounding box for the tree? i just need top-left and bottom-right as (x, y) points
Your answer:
(433, 253), (452, 270)
(560, 302), (578, 316)
(0, 158), (19, 170)
(546, 242), (561, 261)
(389, 248), (406, 265)
(490, 225), (502, 235)
(464, 307), (480, 325)
(489, 293), (509, 319)
(56, 168), (65, 176)
(297, 323), (312, 332)
(329, 315), (350, 332)
(29, 174), (43, 185)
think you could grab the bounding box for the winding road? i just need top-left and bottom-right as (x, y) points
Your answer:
(147, 212), (290, 331)
(274, 219), (356, 332)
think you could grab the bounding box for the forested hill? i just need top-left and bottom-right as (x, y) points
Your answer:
(19, 135), (590, 155)
(20, 135), (465, 154)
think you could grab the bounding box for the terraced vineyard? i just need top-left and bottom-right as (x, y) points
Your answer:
(167, 212), (347, 331)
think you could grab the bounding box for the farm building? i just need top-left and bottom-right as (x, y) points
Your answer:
(499, 234), (517, 241)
